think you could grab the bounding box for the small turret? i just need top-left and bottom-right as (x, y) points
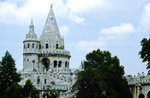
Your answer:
(23, 19), (40, 72)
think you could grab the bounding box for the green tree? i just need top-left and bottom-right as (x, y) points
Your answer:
(0, 51), (21, 96)
(22, 79), (39, 98)
(72, 49), (132, 98)
(44, 81), (60, 98)
(139, 38), (150, 69)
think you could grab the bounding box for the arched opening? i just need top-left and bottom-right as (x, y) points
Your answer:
(39, 44), (41, 49)
(32, 43), (34, 48)
(65, 61), (68, 67)
(37, 78), (40, 84)
(58, 61), (62, 67)
(42, 58), (50, 71)
(46, 43), (48, 49)
(27, 43), (30, 48)
(56, 44), (58, 49)
(54, 61), (57, 68)
(139, 93), (145, 98)
(44, 79), (46, 84)
(147, 91), (150, 98)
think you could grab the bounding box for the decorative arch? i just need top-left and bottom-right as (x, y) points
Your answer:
(147, 91), (150, 98)
(139, 93), (145, 98)
(42, 58), (50, 71)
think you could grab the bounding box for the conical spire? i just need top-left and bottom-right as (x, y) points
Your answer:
(29, 19), (34, 34)
(25, 19), (37, 40)
(42, 4), (60, 37)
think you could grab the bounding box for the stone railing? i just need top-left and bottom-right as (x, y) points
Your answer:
(127, 75), (150, 85)
(23, 72), (72, 83)
(39, 49), (70, 56)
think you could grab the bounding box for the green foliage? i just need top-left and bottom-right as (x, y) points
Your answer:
(0, 51), (39, 98)
(0, 51), (21, 96)
(73, 49), (132, 98)
(58, 46), (64, 49)
(44, 81), (60, 98)
(22, 79), (39, 98)
(139, 38), (150, 69)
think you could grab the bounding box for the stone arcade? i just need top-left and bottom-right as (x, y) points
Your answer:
(19, 5), (75, 98)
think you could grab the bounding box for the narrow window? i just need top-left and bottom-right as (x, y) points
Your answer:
(39, 44), (41, 49)
(27, 43), (30, 48)
(65, 61), (68, 67)
(44, 79), (46, 84)
(58, 61), (62, 67)
(54, 61), (57, 68)
(32, 43), (34, 48)
(56, 44), (58, 49)
(46, 43), (48, 49)
(37, 78), (40, 84)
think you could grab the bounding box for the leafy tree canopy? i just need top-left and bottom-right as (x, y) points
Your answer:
(73, 49), (132, 98)
(139, 38), (150, 69)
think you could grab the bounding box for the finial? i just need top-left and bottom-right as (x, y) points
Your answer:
(30, 18), (34, 27)
(51, 4), (53, 8)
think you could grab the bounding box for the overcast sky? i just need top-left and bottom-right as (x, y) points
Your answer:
(0, 0), (150, 75)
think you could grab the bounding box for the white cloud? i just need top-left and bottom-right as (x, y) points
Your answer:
(0, 0), (107, 24)
(76, 23), (136, 52)
(59, 25), (69, 37)
(66, 0), (105, 13)
(76, 38), (105, 52)
(69, 14), (85, 23)
(100, 23), (136, 35)
(138, 3), (150, 32)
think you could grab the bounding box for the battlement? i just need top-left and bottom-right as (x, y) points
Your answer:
(127, 75), (150, 86)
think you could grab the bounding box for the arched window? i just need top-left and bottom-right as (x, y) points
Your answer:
(54, 61), (57, 68)
(58, 61), (62, 67)
(37, 78), (40, 84)
(42, 58), (50, 71)
(65, 61), (68, 67)
(32, 43), (34, 48)
(56, 44), (58, 49)
(147, 91), (150, 98)
(27, 43), (30, 48)
(44, 79), (46, 84)
(39, 44), (41, 49)
(139, 93), (145, 98)
(46, 43), (48, 49)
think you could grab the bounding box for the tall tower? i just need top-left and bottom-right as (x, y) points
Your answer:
(20, 5), (74, 98)
(39, 5), (71, 72)
(23, 19), (40, 72)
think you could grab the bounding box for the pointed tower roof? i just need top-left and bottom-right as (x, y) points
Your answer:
(42, 4), (60, 37)
(25, 19), (37, 40)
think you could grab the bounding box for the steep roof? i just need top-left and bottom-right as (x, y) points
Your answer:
(42, 4), (60, 37)
(25, 19), (37, 40)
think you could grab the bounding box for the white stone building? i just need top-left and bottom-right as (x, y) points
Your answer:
(127, 74), (150, 98)
(19, 5), (75, 98)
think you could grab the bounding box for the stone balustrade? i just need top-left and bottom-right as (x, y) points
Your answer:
(39, 49), (70, 56)
(127, 75), (150, 85)
(23, 48), (70, 56)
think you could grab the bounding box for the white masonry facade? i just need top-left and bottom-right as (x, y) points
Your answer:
(19, 5), (75, 98)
